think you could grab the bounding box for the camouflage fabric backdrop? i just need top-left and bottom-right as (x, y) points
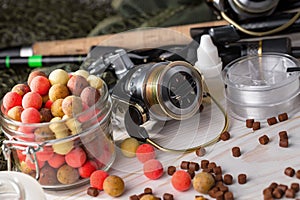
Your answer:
(0, 0), (215, 170)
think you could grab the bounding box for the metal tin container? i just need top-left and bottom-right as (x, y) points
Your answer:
(223, 53), (300, 120)
(0, 80), (115, 190)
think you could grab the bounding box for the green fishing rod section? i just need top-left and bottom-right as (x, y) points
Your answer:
(1, 55), (86, 69)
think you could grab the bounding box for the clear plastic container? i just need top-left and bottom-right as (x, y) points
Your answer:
(0, 81), (115, 190)
(223, 53), (300, 120)
(0, 171), (46, 199)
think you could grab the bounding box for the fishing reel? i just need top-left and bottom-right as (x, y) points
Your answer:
(109, 51), (203, 142)
(208, 0), (279, 21)
(204, 0), (300, 38)
(85, 46), (228, 153)
(206, 0), (300, 21)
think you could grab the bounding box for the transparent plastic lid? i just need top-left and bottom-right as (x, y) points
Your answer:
(223, 53), (300, 91)
(0, 171), (46, 200)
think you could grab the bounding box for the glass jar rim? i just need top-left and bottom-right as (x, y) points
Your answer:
(0, 82), (109, 127)
(0, 81), (112, 145)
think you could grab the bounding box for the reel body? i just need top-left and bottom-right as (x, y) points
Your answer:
(111, 61), (203, 140)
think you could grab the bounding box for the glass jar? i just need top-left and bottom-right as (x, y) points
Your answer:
(0, 81), (115, 190)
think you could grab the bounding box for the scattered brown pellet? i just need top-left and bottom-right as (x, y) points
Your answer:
(215, 174), (223, 182)
(129, 194), (139, 200)
(87, 187), (99, 197)
(267, 117), (278, 126)
(163, 193), (174, 200)
(208, 162), (217, 170)
(232, 146), (241, 157)
(285, 188), (296, 198)
(246, 119), (254, 128)
(167, 166), (176, 176)
(259, 135), (270, 145)
(208, 187), (219, 198)
(238, 174), (247, 184)
(188, 168), (195, 179)
(296, 170), (300, 179)
(279, 131), (288, 140)
(216, 196), (224, 200)
(208, 190), (216, 198)
(277, 184), (288, 193)
(213, 166), (222, 175)
(189, 162), (200, 171)
(272, 188), (284, 198)
(220, 131), (231, 141)
(215, 181), (224, 187)
(180, 161), (190, 169)
(224, 191), (234, 200)
(291, 183), (300, 192)
(279, 139), (289, 148)
(223, 174), (233, 185)
(215, 191), (224, 200)
(144, 187), (152, 194)
(202, 168), (212, 173)
(263, 194), (273, 200)
(284, 167), (295, 177)
(278, 112), (288, 122)
(263, 188), (273, 195)
(201, 160), (209, 169)
(219, 185), (229, 193)
(263, 196), (273, 200)
(196, 147), (206, 157)
(263, 188), (273, 199)
(269, 182), (278, 190)
(252, 121), (261, 131)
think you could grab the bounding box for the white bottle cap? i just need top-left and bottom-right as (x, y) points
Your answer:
(195, 34), (222, 78)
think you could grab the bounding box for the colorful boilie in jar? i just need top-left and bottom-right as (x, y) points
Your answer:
(0, 69), (115, 189)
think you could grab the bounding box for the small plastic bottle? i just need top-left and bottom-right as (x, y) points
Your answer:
(194, 35), (224, 101)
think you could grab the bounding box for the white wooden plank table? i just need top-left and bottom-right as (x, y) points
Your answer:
(44, 93), (300, 199)
(44, 28), (300, 200)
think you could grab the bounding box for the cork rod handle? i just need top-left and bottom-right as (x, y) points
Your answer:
(32, 20), (228, 56)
